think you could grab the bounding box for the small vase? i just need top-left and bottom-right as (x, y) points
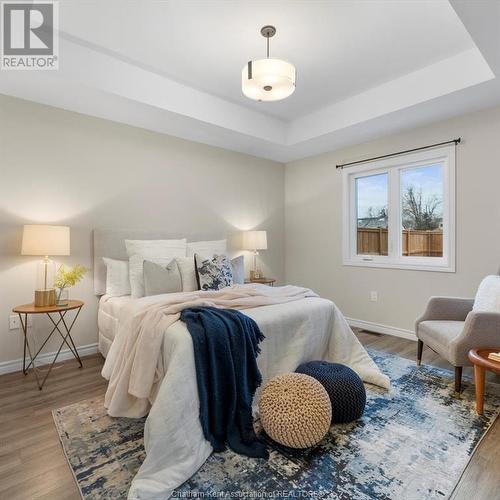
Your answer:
(57, 287), (69, 307)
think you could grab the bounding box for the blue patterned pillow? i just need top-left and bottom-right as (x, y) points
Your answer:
(195, 254), (233, 291)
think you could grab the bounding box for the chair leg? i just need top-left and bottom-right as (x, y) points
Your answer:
(417, 340), (423, 366)
(455, 366), (463, 393)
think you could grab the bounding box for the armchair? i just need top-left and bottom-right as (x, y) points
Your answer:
(416, 295), (500, 393)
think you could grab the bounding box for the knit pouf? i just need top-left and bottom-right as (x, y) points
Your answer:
(296, 361), (366, 424)
(258, 373), (332, 448)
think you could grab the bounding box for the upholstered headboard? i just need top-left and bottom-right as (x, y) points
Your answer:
(92, 228), (229, 295)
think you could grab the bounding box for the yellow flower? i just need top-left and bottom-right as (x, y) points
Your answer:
(54, 264), (87, 290)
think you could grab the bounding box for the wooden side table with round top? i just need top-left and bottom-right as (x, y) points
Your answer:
(468, 348), (500, 415)
(244, 278), (276, 286)
(12, 300), (84, 390)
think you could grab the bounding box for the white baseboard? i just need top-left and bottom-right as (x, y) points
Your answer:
(0, 342), (99, 375)
(347, 317), (417, 341)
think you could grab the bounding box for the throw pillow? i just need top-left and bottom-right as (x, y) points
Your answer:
(129, 255), (180, 298)
(176, 257), (199, 292)
(230, 255), (245, 285)
(143, 259), (182, 296)
(473, 275), (500, 312)
(195, 253), (233, 291)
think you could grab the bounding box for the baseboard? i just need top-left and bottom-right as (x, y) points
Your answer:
(0, 342), (99, 375)
(347, 317), (417, 341)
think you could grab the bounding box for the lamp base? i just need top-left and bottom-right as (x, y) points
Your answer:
(34, 289), (56, 307)
(250, 270), (263, 280)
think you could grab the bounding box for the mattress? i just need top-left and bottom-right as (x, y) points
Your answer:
(98, 295), (136, 357)
(98, 292), (197, 356)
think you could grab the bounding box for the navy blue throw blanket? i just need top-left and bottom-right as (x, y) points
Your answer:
(180, 307), (268, 459)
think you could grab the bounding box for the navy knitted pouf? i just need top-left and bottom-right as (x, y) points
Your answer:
(296, 361), (366, 424)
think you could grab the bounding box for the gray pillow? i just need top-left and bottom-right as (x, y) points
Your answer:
(143, 259), (182, 296)
(195, 253), (233, 291)
(231, 255), (245, 285)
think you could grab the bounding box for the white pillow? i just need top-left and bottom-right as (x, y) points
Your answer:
(473, 275), (500, 312)
(125, 239), (187, 259)
(103, 258), (131, 297)
(187, 239), (227, 258)
(176, 257), (198, 292)
(125, 239), (187, 298)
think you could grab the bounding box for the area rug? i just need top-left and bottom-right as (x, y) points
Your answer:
(53, 350), (500, 500)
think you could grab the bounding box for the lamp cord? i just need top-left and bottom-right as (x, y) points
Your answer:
(267, 36), (269, 58)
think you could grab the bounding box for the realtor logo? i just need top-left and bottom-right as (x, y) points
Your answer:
(1, 1), (58, 70)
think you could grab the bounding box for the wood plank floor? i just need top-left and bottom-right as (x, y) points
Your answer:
(0, 331), (498, 499)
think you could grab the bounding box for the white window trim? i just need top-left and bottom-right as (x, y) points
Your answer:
(342, 145), (455, 272)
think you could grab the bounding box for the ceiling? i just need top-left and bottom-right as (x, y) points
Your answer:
(57, 0), (475, 121)
(0, 0), (499, 162)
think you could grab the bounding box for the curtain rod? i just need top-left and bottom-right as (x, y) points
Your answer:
(336, 138), (461, 169)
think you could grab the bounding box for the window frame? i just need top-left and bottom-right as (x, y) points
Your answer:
(342, 145), (455, 272)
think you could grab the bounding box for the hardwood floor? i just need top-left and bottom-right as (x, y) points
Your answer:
(0, 354), (107, 500)
(0, 332), (498, 499)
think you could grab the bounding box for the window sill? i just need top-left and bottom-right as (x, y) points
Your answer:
(342, 259), (455, 273)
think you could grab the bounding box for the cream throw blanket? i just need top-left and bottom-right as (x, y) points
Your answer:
(103, 285), (338, 417)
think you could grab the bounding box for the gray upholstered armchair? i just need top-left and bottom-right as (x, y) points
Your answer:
(416, 294), (500, 393)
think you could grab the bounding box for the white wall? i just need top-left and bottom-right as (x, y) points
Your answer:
(0, 95), (284, 366)
(285, 105), (500, 335)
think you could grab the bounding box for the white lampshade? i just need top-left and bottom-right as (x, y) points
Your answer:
(242, 230), (268, 251)
(242, 58), (296, 102)
(21, 225), (70, 256)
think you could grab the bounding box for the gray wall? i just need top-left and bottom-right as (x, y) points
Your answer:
(0, 95), (284, 365)
(285, 105), (500, 334)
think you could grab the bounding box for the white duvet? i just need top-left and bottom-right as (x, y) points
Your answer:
(102, 285), (390, 500)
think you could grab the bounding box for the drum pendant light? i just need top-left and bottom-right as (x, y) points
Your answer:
(242, 25), (296, 102)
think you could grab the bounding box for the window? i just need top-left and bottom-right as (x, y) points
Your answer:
(342, 145), (455, 272)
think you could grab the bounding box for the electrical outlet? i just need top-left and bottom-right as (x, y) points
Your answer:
(370, 291), (378, 302)
(9, 314), (32, 330)
(9, 315), (20, 330)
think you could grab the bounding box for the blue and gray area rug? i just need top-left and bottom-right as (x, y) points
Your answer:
(53, 350), (500, 500)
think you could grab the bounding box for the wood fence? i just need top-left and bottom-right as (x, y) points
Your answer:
(357, 228), (443, 257)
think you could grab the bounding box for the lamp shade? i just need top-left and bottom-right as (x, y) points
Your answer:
(242, 58), (296, 102)
(21, 225), (70, 256)
(242, 230), (267, 251)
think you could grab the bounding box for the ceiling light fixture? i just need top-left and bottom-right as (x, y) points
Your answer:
(242, 25), (296, 102)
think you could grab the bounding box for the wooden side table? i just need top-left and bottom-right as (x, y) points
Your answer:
(468, 348), (500, 415)
(12, 300), (84, 390)
(245, 277), (276, 286)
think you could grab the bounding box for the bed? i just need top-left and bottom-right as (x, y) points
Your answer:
(93, 229), (390, 500)
(98, 295), (135, 356)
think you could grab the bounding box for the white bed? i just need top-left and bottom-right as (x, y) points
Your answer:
(98, 295), (135, 356)
(93, 229), (391, 500)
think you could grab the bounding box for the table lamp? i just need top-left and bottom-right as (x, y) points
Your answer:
(241, 230), (267, 279)
(21, 225), (70, 307)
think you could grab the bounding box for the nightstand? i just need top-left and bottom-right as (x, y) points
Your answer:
(12, 300), (84, 390)
(244, 278), (276, 286)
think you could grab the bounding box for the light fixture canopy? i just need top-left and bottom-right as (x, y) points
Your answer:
(242, 25), (296, 102)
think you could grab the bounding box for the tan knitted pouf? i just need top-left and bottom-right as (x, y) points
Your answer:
(259, 373), (332, 448)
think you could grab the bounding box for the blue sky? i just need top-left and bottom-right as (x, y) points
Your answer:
(356, 164), (443, 219)
(401, 164), (443, 200)
(356, 172), (388, 218)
